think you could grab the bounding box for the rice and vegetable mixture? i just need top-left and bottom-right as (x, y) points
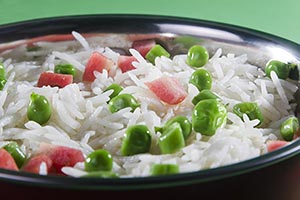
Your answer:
(0, 32), (298, 177)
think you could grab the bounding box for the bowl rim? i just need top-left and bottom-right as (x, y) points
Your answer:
(0, 14), (299, 190)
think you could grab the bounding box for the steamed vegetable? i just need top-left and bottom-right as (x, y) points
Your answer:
(54, 64), (76, 77)
(192, 89), (219, 105)
(108, 94), (140, 113)
(145, 44), (170, 64)
(27, 93), (52, 125)
(3, 142), (26, 168)
(121, 125), (152, 156)
(84, 149), (113, 172)
(265, 60), (290, 79)
(280, 117), (299, 141)
(104, 83), (123, 100)
(159, 122), (185, 154)
(37, 72), (73, 88)
(189, 68), (212, 91)
(187, 45), (209, 68)
(192, 99), (227, 136)
(164, 116), (192, 140)
(151, 164), (179, 176)
(146, 76), (187, 105)
(233, 102), (264, 127)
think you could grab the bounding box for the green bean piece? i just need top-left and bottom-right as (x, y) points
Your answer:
(233, 102), (264, 127)
(84, 149), (113, 172)
(192, 89), (219, 105)
(150, 164), (179, 176)
(189, 68), (212, 91)
(265, 60), (290, 80)
(288, 63), (299, 80)
(159, 122), (185, 154)
(145, 44), (170, 64)
(192, 99), (227, 136)
(164, 116), (192, 140)
(121, 125), (152, 156)
(27, 93), (52, 125)
(0, 63), (7, 90)
(187, 45), (209, 68)
(82, 171), (119, 178)
(104, 83), (123, 100)
(3, 141), (26, 168)
(108, 93), (140, 113)
(280, 117), (299, 141)
(54, 64), (76, 77)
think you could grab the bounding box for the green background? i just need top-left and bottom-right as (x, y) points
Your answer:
(0, 0), (299, 43)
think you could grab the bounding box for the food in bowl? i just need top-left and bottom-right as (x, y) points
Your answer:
(0, 31), (298, 178)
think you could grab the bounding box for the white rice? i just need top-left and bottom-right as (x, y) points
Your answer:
(0, 33), (298, 178)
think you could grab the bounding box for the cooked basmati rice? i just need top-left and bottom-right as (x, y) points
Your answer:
(0, 32), (298, 178)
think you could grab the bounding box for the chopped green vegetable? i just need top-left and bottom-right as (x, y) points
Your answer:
(121, 125), (152, 156)
(233, 102), (264, 127)
(0, 63), (7, 90)
(187, 45), (209, 68)
(265, 60), (290, 79)
(54, 64), (76, 77)
(145, 44), (170, 64)
(3, 141), (26, 168)
(192, 99), (227, 136)
(82, 171), (119, 178)
(192, 89), (219, 105)
(189, 68), (212, 91)
(27, 93), (52, 125)
(108, 93), (140, 113)
(151, 164), (179, 176)
(84, 149), (113, 172)
(159, 122), (185, 154)
(104, 83), (123, 100)
(280, 117), (299, 141)
(164, 116), (192, 140)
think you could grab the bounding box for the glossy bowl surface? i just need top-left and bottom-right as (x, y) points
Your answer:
(0, 14), (300, 191)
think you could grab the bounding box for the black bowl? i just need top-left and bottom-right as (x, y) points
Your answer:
(0, 14), (300, 199)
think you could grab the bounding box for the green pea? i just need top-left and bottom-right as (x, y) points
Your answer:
(233, 102), (264, 127)
(84, 149), (113, 172)
(265, 60), (290, 80)
(192, 99), (227, 136)
(3, 141), (26, 168)
(54, 64), (76, 77)
(150, 164), (179, 176)
(121, 125), (152, 156)
(108, 93), (140, 113)
(280, 117), (299, 141)
(187, 45), (209, 68)
(159, 122), (185, 154)
(0, 63), (7, 90)
(27, 93), (52, 125)
(164, 116), (192, 140)
(189, 68), (212, 91)
(145, 44), (170, 64)
(192, 89), (219, 105)
(288, 63), (299, 80)
(82, 171), (118, 178)
(104, 83), (123, 99)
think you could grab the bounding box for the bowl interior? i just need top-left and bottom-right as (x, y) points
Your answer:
(0, 14), (300, 190)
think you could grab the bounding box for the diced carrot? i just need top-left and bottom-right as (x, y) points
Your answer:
(118, 55), (137, 73)
(145, 76), (187, 105)
(132, 39), (156, 58)
(37, 72), (73, 88)
(0, 149), (18, 171)
(82, 52), (114, 82)
(267, 140), (289, 152)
